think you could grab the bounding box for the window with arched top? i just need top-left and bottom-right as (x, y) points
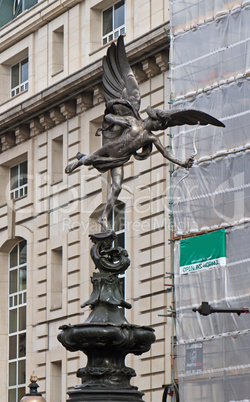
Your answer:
(108, 202), (126, 300)
(108, 202), (125, 248)
(8, 240), (27, 402)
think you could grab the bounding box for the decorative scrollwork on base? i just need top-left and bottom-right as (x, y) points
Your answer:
(76, 366), (137, 389)
(81, 273), (132, 310)
(89, 232), (130, 275)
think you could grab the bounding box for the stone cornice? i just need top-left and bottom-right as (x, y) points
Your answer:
(0, 22), (170, 144)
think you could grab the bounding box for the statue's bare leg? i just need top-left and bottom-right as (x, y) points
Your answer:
(98, 166), (124, 231)
(65, 152), (86, 173)
(65, 144), (125, 174)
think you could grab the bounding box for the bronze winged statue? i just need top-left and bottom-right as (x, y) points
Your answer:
(65, 36), (225, 231)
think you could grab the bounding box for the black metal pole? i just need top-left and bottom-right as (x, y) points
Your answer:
(192, 301), (249, 316)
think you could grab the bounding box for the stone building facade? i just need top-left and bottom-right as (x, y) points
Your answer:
(0, 1), (173, 401)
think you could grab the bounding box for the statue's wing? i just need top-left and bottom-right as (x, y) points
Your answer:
(163, 109), (225, 128)
(102, 36), (141, 116)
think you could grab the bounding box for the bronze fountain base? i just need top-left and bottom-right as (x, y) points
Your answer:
(58, 232), (155, 401)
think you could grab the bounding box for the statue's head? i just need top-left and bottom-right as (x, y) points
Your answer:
(146, 106), (168, 130)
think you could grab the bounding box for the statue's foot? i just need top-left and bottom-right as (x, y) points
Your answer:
(65, 154), (87, 174)
(76, 152), (86, 160)
(65, 163), (75, 174)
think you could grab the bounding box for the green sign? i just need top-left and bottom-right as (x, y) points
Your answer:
(180, 230), (226, 275)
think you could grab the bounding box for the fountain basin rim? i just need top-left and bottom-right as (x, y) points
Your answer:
(59, 322), (155, 332)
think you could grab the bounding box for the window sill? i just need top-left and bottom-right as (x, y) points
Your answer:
(11, 194), (28, 202)
(0, 89), (28, 107)
(89, 33), (126, 57)
(50, 306), (62, 312)
(51, 179), (63, 186)
(51, 68), (64, 78)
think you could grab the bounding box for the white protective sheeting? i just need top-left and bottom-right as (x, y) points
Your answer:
(172, 79), (250, 162)
(171, 0), (250, 36)
(176, 339), (250, 402)
(172, 150), (250, 235)
(170, 0), (250, 400)
(174, 225), (250, 401)
(174, 224), (250, 339)
(171, 7), (250, 97)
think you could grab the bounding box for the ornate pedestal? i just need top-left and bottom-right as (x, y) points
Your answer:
(58, 232), (155, 402)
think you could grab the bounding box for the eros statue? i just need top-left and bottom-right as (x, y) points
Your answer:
(65, 36), (225, 231)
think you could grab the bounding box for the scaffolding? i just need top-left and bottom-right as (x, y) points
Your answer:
(169, 1), (250, 401)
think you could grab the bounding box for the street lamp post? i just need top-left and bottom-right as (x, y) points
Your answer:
(20, 372), (46, 402)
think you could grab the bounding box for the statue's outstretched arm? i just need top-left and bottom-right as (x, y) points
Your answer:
(104, 114), (131, 129)
(150, 134), (193, 169)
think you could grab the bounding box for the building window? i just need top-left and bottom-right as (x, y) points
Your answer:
(13, 0), (38, 17)
(52, 26), (64, 76)
(13, 0), (22, 16)
(11, 58), (28, 98)
(50, 247), (63, 310)
(102, 0), (125, 45)
(108, 203), (126, 298)
(108, 203), (125, 248)
(50, 361), (62, 401)
(51, 135), (63, 184)
(0, 0), (38, 28)
(8, 240), (27, 402)
(10, 161), (28, 200)
(89, 119), (103, 154)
